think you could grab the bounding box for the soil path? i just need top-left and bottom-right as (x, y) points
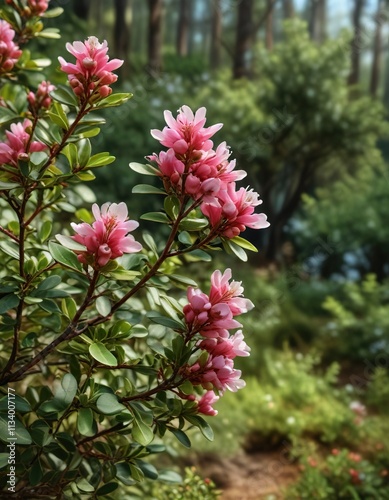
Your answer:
(194, 451), (300, 499)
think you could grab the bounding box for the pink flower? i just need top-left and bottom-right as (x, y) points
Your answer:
(0, 20), (22, 74)
(183, 268), (252, 339)
(148, 149), (185, 191)
(201, 183), (270, 238)
(0, 119), (47, 166)
(199, 330), (250, 359)
(209, 269), (253, 315)
(189, 354), (245, 392)
(58, 37), (123, 103)
(27, 80), (55, 111)
(151, 105), (222, 155)
(71, 202), (142, 267)
(197, 391), (219, 416)
(27, 0), (49, 16)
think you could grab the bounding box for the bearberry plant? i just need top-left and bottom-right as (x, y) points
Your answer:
(0, 3), (269, 497)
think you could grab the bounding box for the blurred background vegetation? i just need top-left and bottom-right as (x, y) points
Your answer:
(44, 0), (389, 497)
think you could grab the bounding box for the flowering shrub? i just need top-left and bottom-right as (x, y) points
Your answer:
(0, 4), (268, 497)
(289, 448), (389, 499)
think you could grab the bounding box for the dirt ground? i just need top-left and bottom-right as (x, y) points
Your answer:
(192, 451), (300, 499)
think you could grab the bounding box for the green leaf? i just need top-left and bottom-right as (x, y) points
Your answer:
(39, 220), (52, 242)
(0, 416), (32, 445)
(178, 231), (193, 245)
(0, 294), (19, 314)
(87, 152), (115, 168)
(0, 107), (17, 126)
(133, 184), (165, 196)
(89, 342), (118, 366)
(187, 249), (212, 262)
(96, 482), (119, 495)
(0, 453), (9, 469)
(169, 428), (191, 448)
(158, 470), (183, 483)
(179, 218), (209, 231)
(96, 296), (111, 317)
(222, 239), (248, 262)
(42, 6), (64, 18)
(140, 212), (170, 223)
(0, 395), (31, 413)
(61, 143), (78, 167)
(29, 151), (48, 168)
(77, 408), (94, 436)
(142, 233), (158, 254)
(169, 274), (197, 286)
(108, 269), (140, 281)
(96, 393), (126, 415)
(36, 275), (61, 291)
(54, 373), (78, 406)
(0, 240), (19, 259)
(77, 138), (91, 168)
(230, 236), (258, 252)
(129, 162), (159, 176)
(29, 459), (43, 486)
(164, 196), (180, 219)
(0, 181), (19, 190)
(48, 241), (83, 272)
(77, 478), (95, 493)
(147, 312), (184, 330)
(36, 27), (61, 39)
(185, 415), (214, 441)
(55, 234), (86, 251)
(48, 102), (69, 130)
(132, 420), (154, 446)
(96, 92), (133, 107)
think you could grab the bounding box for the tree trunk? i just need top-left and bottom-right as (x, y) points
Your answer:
(148, 0), (163, 74)
(283, 0), (295, 18)
(210, 0), (222, 68)
(73, 0), (90, 21)
(265, 0), (274, 50)
(370, 0), (384, 97)
(348, 0), (365, 85)
(114, 0), (131, 79)
(309, 0), (326, 42)
(233, 0), (253, 79)
(176, 0), (189, 56)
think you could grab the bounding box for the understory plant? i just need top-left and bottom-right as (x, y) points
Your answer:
(0, 2), (269, 498)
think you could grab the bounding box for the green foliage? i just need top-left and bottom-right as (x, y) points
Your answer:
(190, 349), (359, 456)
(320, 274), (389, 362)
(288, 448), (389, 499)
(365, 368), (389, 414)
(299, 164), (389, 278)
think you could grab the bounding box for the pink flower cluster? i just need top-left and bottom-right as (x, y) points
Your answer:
(27, 80), (55, 112)
(71, 202), (142, 268)
(0, 20), (22, 74)
(27, 0), (49, 16)
(59, 37), (123, 103)
(149, 106), (269, 238)
(0, 119), (46, 167)
(182, 269), (251, 416)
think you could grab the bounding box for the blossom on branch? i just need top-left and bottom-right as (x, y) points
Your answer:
(197, 390), (220, 416)
(201, 183), (270, 238)
(0, 119), (46, 167)
(27, 0), (49, 16)
(149, 105), (269, 238)
(59, 37), (123, 103)
(0, 20), (22, 74)
(71, 202), (142, 267)
(27, 80), (55, 112)
(182, 269), (251, 404)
